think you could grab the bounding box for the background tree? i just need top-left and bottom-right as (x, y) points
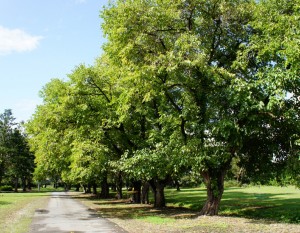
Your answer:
(0, 109), (34, 190)
(26, 80), (73, 188)
(0, 109), (15, 186)
(236, 0), (300, 186)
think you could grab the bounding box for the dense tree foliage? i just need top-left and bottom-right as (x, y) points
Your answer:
(26, 0), (299, 215)
(0, 109), (34, 191)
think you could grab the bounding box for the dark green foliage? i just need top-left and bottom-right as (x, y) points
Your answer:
(0, 185), (13, 191)
(0, 109), (34, 191)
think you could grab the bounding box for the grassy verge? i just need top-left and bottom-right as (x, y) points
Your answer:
(165, 185), (300, 223)
(0, 191), (50, 233)
(75, 185), (300, 233)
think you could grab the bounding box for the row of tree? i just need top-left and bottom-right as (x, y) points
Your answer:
(26, 0), (299, 215)
(0, 110), (34, 191)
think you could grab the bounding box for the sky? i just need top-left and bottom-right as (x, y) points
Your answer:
(0, 0), (108, 122)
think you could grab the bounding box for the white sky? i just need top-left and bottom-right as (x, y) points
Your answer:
(0, 0), (107, 122)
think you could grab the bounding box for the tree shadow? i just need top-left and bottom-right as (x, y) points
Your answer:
(71, 188), (300, 224)
(0, 201), (11, 206)
(73, 193), (199, 220)
(219, 190), (300, 224)
(91, 201), (199, 220)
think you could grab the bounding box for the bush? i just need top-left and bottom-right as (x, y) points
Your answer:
(224, 180), (241, 188)
(0, 185), (13, 191)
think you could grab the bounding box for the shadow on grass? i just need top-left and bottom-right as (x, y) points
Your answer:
(0, 201), (11, 206)
(74, 194), (199, 220)
(71, 187), (300, 224)
(95, 203), (199, 220)
(165, 187), (300, 223)
(220, 190), (300, 224)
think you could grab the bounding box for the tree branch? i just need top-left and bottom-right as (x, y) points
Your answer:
(87, 76), (111, 103)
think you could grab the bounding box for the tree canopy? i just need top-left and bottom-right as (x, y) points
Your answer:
(26, 0), (299, 215)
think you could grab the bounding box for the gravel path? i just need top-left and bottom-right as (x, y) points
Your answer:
(29, 192), (127, 233)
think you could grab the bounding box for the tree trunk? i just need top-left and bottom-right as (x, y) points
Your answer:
(174, 180), (180, 191)
(0, 162), (4, 186)
(22, 176), (26, 192)
(149, 179), (166, 208)
(64, 183), (71, 191)
(27, 177), (32, 190)
(132, 180), (141, 203)
(111, 184), (116, 192)
(86, 183), (92, 194)
(116, 172), (123, 199)
(83, 184), (87, 193)
(92, 183), (97, 195)
(100, 175), (110, 198)
(200, 170), (226, 215)
(14, 177), (18, 192)
(154, 182), (165, 208)
(141, 182), (150, 204)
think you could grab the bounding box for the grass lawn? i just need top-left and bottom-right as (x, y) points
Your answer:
(0, 191), (50, 233)
(76, 185), (300, 233)
(1, 185), (299, 232)
(165, 185), (300, 223)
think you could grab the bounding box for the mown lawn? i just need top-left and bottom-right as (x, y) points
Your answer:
(0, 191), (50, 233)
(1, 186), (299, 233)
(77, 185), (300, 232)
(165, 185), (300, 223)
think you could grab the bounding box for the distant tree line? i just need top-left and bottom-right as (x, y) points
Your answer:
(26, 0), (299, 215)
(0, 109), (35, 192)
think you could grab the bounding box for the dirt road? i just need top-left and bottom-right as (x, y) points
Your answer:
(29, 192), (127, 233)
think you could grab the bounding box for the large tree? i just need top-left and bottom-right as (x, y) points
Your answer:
(101, 0), (299, 214)
(27, 0), (299, 216)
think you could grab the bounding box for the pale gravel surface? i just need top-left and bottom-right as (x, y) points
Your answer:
(29, 192), (127, 233)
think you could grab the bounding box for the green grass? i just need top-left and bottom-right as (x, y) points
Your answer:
(78, 185), (300, 224)
(3, 186), (296, 233)
(0, 191), (50, 233)
(138, 216), (176, 224)
(220, 186), (300, 223)
(165, 185), (300, 223)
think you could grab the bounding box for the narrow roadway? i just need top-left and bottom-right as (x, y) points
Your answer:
(30, 192), (127, 233)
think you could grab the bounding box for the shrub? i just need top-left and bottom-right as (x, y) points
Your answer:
(0, 185), (13, 191)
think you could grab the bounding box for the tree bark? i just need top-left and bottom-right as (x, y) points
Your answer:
(27, 177), (32, 190)
(14, 177), (18, 192)
(86, 183), (92, 194)
(100, 175), (110, 198)
(132, 180), (141, 203)
(83, 184), (87, 193)
(22, 176), (26, 192)
(174, 180), (181, 191)
(149, 179), (166, 208)
(141, 181), (150, 204)
(116, 172), (123, 199)
(200, 169), (227, 215)
(0, 162), (4, 186)
(92, 182), (97, 195)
